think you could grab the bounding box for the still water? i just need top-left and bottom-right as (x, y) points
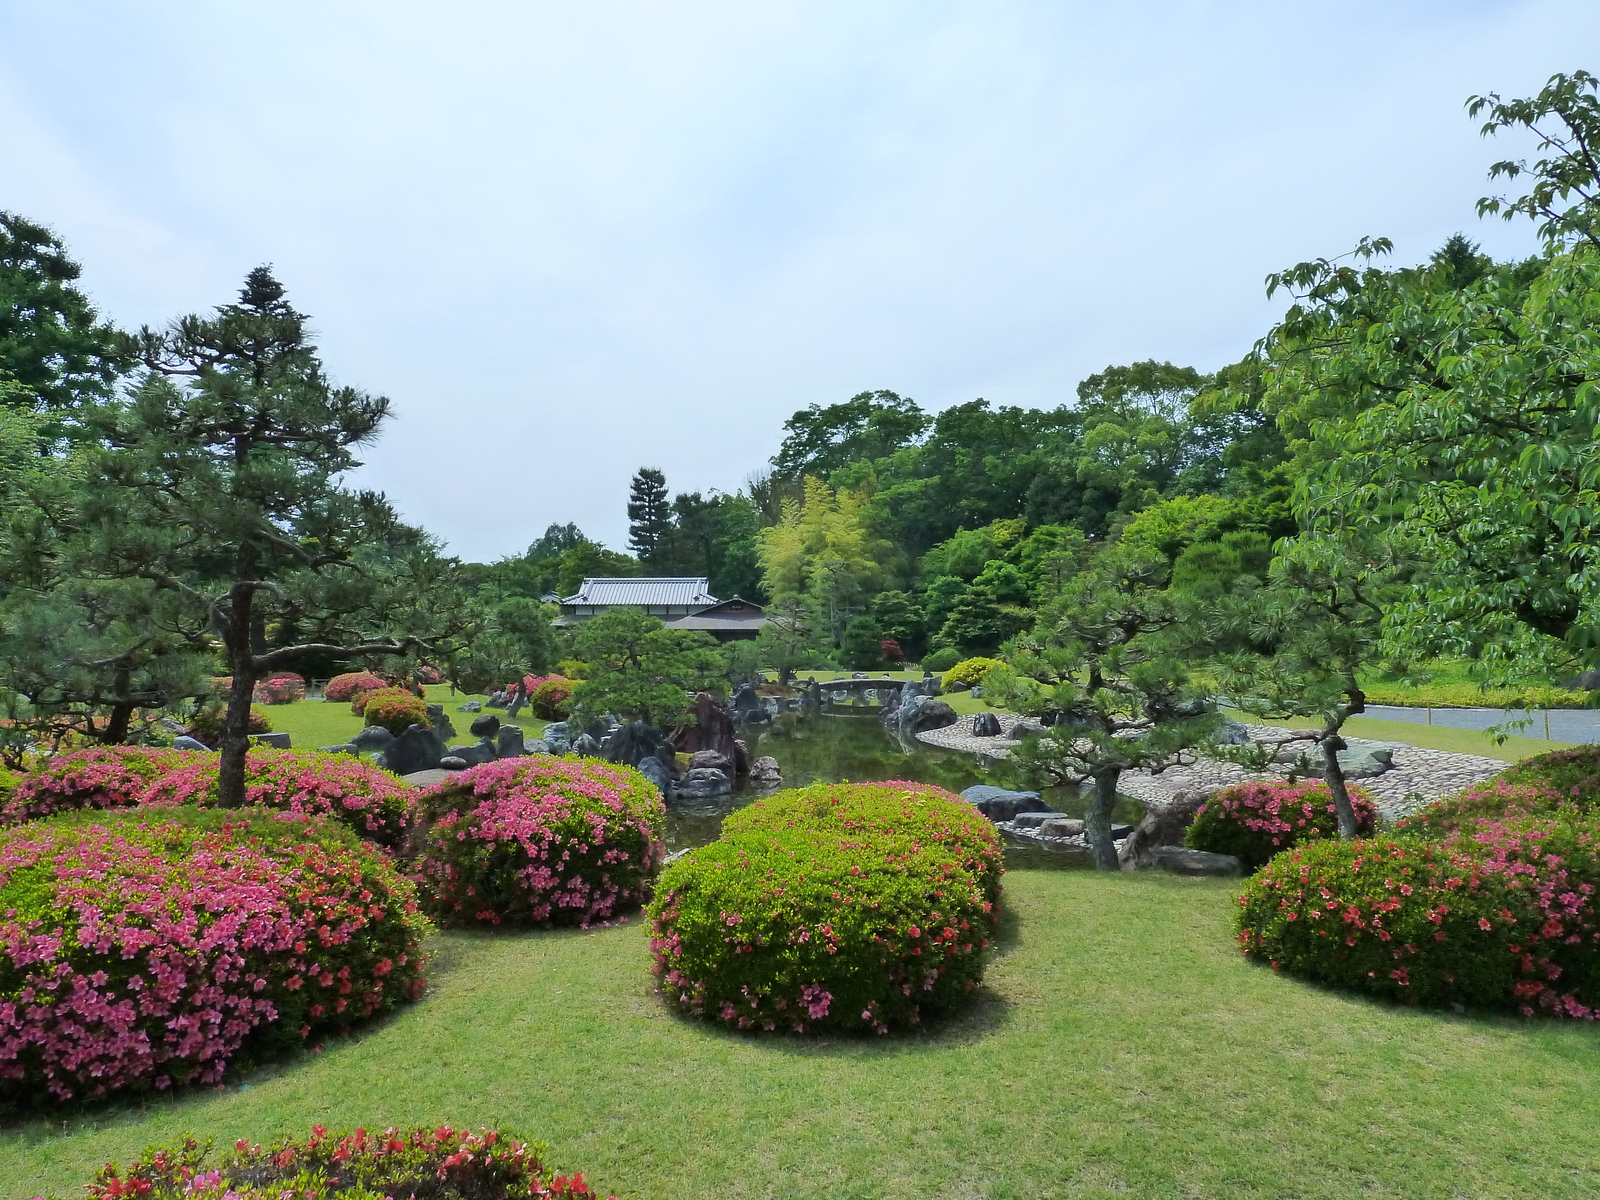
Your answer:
(663, 711), (1146, 870)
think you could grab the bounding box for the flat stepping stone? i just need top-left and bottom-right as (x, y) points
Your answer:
(401, 768), (457, 788)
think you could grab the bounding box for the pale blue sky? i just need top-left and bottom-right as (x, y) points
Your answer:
(1, 2), (1589, 560)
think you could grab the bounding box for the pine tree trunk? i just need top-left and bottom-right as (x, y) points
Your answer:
(219, 584), (256, 808)
(1086, 768), (1122, 870)
(1320, 724), (1360, 840)
(100, 667), (135, 745)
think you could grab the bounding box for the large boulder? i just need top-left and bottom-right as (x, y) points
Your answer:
(542, 721), (572, 752)
(604, 720), (678, 771)
(495, 725), (527, 759)
(960, 784), (1047, 823)
(1039, 817), (1085, 838)
(970, 712), (1003, 738)
(377, 724), (447, 774)
(750, 755), (782, 785)
(445, 740), (496, 767)
(688, 749), (733, 778)
(1564, 669), (1600, 690)
(675, 766), (733, 801)
(318, 743), (358, 757)
(899, 696), (958, 736)
(427, 704), (457, 741)
(251, 732), (291, 750)
(351, 724), (396, 754)
(1150, 845), (1242, 878)
(671, 692), (739, 767)
(1118, 790), (1207, 870)
(469, 713), (501, 739)
(635, 755), (674, 799)
(1214, 717), (1250, 746)
(172, 735), (211, 752)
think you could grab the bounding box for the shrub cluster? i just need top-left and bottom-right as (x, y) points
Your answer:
(3, 745), (196, 825)
(325, 670), (388, 703)
(185, 703), (270, 747)
(1186, 778), (1378, 869)
(921, 647), (961, 673)
(351, 684), (415, 716)
(255, 672), (307, 705)
(1498, 743), (1600, 801)
(142, 748), (414, 848)
(66, 1126), (608, 1200)
(363, 687), (431, 735)
(648, 781), (1002, 1035)
(414, 662), (445, 685)
(941, 656), (1004, 691)
(529, 677), (575, 719)
(0, 808), (430, 1107)
(406, 756), (666, 928)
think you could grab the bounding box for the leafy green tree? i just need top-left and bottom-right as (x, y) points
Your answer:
(556, 539), (638, 597)
(568, 608), (725, 727)
(772, 390), (929, 480)
(627, 467), (672, 568)
(870, 590), (926, 658)
(840, 613), (886, 670)
(750, 593), (833, 685)
(1009, 548), (1217, 869)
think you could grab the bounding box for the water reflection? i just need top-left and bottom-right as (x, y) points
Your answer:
(662, 712), (1145, 871)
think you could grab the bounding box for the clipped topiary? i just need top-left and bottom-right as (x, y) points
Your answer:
(1186, 778), (1379, 870)
(0, 808), (430, 1108)
(406, 756), (666, 928)
(63, 1126), (608, 1200)
(921, 647), (961, 674)
(187, 702), (270, 747)
(325, 670), (387, 703)
(941, 656), (1004, 691)
(351, 684), (414, 716)
(529, 677), (574, 719)
(362, 687), (430, 735)
(649, 781), (1001, 1035)
(3, 745), (198, 825)
(255, 672), (307, 704)
(139, 748), (413, 848)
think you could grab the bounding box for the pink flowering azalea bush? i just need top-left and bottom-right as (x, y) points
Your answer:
(1394, 778), (1566, 838)
(648, 781), (1001, 1035)
(3, 746), (198, 825)
(0, 808), (430, 1109)
(1237, 811), (1600, 1018)
(406, 756), (666, 928)
(1186, 778), (1379, 870)
(325, 671), (388, 704)
(362, 688), (430, 735)
(527, 677), (574, 720)
(140, 749), (413, 849)
(63, 1126), (611, 1200)
(254, 672), (307, 705)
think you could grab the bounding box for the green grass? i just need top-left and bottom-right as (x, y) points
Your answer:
(8, 870), (1600, 1198)
(260, 685), (546, 750)
(1357, 657), (1595, 710)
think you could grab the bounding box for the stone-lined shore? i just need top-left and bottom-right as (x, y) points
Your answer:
(917, 712), (1507, 819)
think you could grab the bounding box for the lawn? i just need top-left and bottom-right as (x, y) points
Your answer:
(260, 684), (547, 750)
(8, 870), (1600, 1199)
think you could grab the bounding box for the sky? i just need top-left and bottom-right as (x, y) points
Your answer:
(1, 1), (1591, 561)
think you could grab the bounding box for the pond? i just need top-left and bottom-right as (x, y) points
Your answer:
(663, 711), (1147, 870)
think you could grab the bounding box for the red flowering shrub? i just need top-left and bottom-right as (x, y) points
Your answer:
(1498, 744), (1600, 803)
(186, 703), (270, 747)
(881, 638), (905, 663)
(351, 684), (413, 716)
(1394, 778), (1565, 838)
(255, 672), (307, 705)
(529, 677), (575, 719)
(406, 756), (666, 928)
(3, 746), (197, 825)
(1237, 815), (1600, 1017)
(0, 808), (430, 1108)
(1186, 778), (1379, 870)
(362, 688), (430, 735)
(414, 663), (445, 685)
(67, 1126), (609, 1200)
(139, 749), (413, 848)
(325, 671), (387, 704)
(648, 781), (1001, 1035)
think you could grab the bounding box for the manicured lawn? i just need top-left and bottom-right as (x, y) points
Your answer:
(260, 685), (546, 751)
(8, 870), (1600, 1198)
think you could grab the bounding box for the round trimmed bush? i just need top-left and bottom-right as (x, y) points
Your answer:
(921, 647), (960, 673)
(648, 781), (1002, 1035)
(140, 748), (413, 848)
(406, 756), (666, 927)
(1186, 778), (1378, 870)
(1236, 814), (1600, 1017)
(941, 656), (1004, 691)
(3, 745), (197, 825)
(255, 672), (307, 705)
(0, 807), (430, 1108)
(362, 687), (430, 734)
(186, 702), (270, 747)
(64, 1126), (605, 1200)
(351, 683), (412, 716)
(325, 670), (387, 703)
(529, 677), (575, 719)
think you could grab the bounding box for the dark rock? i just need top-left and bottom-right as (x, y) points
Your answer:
(377, 724), (447, 774)
(732, 738), (752, 776)
(542, 721), (572, 752)
(900, 696), (958, 735)
(524, 739), (551, 755)
(1039, 817), (1085, 838)
(1111, 823), (1135, 839)
(469, 713), (502, 739)
(485, 690), (509, 709)
(495, 725), (527, 758)
(675, 766), (733, 801)
(1011, 811), (1071, 829)
(671, 692), (739, 770)
(1119, 790), (1208, 870)
(635, 755), (674, 798)
(1214, 717), (1249, 746)
(851, 671), (867, 679)
(571, 733), (601, 757)
(604, 720), (677, 771)
(458, 700), (483, 712)
(351, 724), (396, 753)
(439, 756), (469, 770)
(251, 732), (292, 750)
(688, 749), (733, 774)
(445, 740), (496, 767)
(1564, 670), (1600, 690)
(960, 784), (1047, 823)
(173, 735), (211, 752)
(750, 755), (782, 785)
(1151, 845), (1242, 877)
(318, 743), (358, 757)
(970, 712), (1003, 737)
(428, 705), (457, 741)
(731, 682), (762, 714)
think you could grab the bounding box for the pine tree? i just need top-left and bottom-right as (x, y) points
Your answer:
(627, 467), (672, 569)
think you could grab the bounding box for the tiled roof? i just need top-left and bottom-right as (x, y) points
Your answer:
(561, 577), (718, 607)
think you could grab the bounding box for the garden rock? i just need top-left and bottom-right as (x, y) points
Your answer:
(447, 741), (497, 767)
(495, 725), (527, 758)
(1012, 810), (1071, 829)
(439, 756), (469, 770)
(571, 733), (602, 757)
(376, 724), (447, 774)
(604, 720), (677, 770)
(1564, 669), (1600, 689)
(731, 682), (762, 716)
(636, 755), (674, 798)
(961, 784), (1047, 822)
(1215, 717), (1250, 746)
(1119, 790), (1208, 869)
(524, 739), (551, 755)
(899, 696), (958, 736)
(457, 700), (483, 712)
(676, 766), (733, 801)
(542, 721), (571, 752)
(402, 768), (454, 788)
(428, 705), (457, 741)
(671, 691), (739, 767)
(688, 749), (734, 781)
(970, 712), (1003, 737)
(251, 732), (292, 749)
(469, 713), (501, 739)
(1039, 817), (1086, 838)
(318, 743), (358, 757)
(1150, 845), (1243, 877)
(486, 690), (509, 709)
(172, 735), (210, 752)
(751, 755), (782, 785)
(159, 717), (187, 734)
(732, 738), (752, 776)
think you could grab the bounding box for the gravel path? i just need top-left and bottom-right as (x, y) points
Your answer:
(917, 714), (1506, 819)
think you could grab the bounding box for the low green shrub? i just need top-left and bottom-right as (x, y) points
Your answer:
(649, 781), (1001, 1035)
(62, 1126), (607, 1200)
(1498, 744), (1600, 802)
(363, 687), (430, 735)
(1186, 778), (1378, 870)
(530, 677), (575, 719)
(1360, 680), (1593, 709)
(941, 656), (1004, 691)
(921, 647), (961, 674)
(186, 702), (270, 747)
(3, 745), (197, 825)
(1394, 778), (1566, 838)
(406, 756), (666, 927)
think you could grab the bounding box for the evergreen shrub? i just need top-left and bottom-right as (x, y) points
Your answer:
(1187, 778), (1378, 870)
(941, 656), (1004, 691)
(1498, 744), (1600, 802)
(921, 647), (961, 673)
(529, 677), (575, 719)
(351, 684), (413, 715)
(0, 808), (429, 1108)
(63, 1127), (608, 1200)
(648, 781), (1002, 1034)
(325, 670), (387, 703)
(186, 703), (270, 747)
(407, 756), (666, 927)
(362, 688), (430, 735)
